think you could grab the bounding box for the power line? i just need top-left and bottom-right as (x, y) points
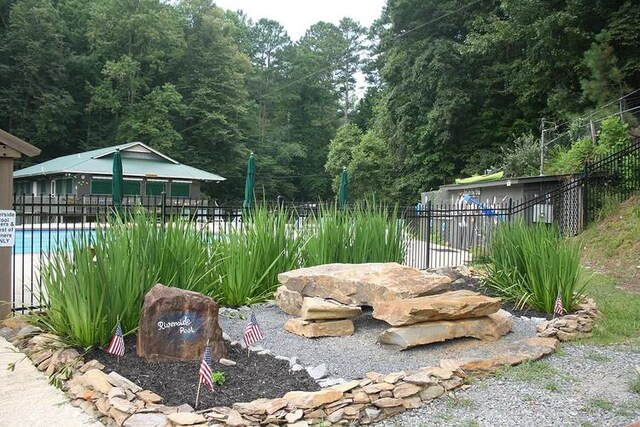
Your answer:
(551, 88), (640, 130)
(224, 172), (328, 180)
(543, 102), (640, 148)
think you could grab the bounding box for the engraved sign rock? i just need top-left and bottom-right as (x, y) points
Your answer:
(137, 284), (225, 362)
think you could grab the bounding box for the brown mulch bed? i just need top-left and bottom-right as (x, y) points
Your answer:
(84, 336), (320, 408)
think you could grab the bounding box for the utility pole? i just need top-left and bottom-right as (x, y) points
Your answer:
(539, 118), (557, 176)
(539, 118), (546, 176)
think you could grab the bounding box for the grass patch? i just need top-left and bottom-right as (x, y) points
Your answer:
(521, 394), (535, 402)
(496, 361), (564, 382)
(631, 374), (640, 394)
(585, 351), (609, 362)
(496, 360), (575, 393)
(544, 381), (559, 392)
(616, 400), (640, 416)
(588, 398), (614, 411)
(445, 395), (476, 409)
(581, 271), (640, 344)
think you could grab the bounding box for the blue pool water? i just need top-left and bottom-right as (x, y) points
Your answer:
(13, 229), (95, 254)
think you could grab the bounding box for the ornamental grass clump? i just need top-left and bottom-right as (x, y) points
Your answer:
(39, 211), (218, 347)
(302, 201), (407, 266)
(213, 205), (303, 306)
(482, 221), (585, 313)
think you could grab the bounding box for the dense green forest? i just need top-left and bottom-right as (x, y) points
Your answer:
(1, 0), (638, 203)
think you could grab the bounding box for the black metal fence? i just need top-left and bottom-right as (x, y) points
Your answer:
(583, 138), (640, 224)
(9, 139), (640, 313)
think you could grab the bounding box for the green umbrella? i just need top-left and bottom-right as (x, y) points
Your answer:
(243, 152), (256, 208)
(339, 166), (348, 209)
(112, 149), (124, 210)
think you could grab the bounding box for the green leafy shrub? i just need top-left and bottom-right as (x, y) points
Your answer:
(211, 371), (226, 386)
(500, 133), (541, 178)
(482, 221), (585, 313)
(597, 116), (630, 151)
(547, 137), (607, 174)
(547, 117), (631, 174)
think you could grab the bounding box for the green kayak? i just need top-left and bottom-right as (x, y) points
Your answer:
(454, 171), (504, 185)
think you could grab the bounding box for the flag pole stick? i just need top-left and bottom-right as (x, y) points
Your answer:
(195, 382), (202, 409)
(116, 315), (121, 364)
(195, 338), (211, 408)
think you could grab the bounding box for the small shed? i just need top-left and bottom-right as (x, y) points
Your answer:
(423, 174), (575, 207)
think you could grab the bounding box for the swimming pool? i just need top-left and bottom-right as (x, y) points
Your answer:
(12, 229), (95, 254)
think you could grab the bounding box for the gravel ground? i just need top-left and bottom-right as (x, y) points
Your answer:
(218, 303), (541, 381)
(375, 343), (640, 427)
(219, 304), (640, 427)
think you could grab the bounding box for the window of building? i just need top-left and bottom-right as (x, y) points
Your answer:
(170, 182), (190, 197)
(123, 180), (141, 196)
(54, 178), (73, 195)
(145, 181), (166, 196)
(91, 179), (112, 195)
(14, 182), (31, 195)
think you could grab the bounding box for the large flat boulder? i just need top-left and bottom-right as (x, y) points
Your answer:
(277, 263), (451, 306)
(300, 297), (362, 320)
(372, 290), (501, 326)
(284, 318), (355, 337)
(378, 310), (513, 350)
(137, 284), (225, 362)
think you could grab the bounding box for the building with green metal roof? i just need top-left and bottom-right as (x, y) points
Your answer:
(13, 142), (225, 199)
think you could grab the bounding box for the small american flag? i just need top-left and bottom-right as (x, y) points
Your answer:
(554, 292), (565, 317)
(199, 346), (215, 392)
(243, 312), (264, 347)
(105, 321), (125, 356)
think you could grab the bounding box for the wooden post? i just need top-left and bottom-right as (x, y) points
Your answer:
(0, 130), (40, 319)
(0, 156), (14, 319)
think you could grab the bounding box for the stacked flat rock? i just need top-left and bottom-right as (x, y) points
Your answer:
(375, 291), (512, 350)
(277, 263), (452, 338)
(276, 263), (513, 347)
(284, 297), (362, 337)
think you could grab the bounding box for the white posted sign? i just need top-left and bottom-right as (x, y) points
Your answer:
(0, 210), (16, 247)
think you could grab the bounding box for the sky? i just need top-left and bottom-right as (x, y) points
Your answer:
(214, 0), (386, 41)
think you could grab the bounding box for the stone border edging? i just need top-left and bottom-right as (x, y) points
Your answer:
(0, 297), (600, 427)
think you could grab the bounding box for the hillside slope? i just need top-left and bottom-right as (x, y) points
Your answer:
(580, 195), (640, 294)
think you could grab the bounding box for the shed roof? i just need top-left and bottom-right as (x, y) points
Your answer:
(0, 129), (41, 157)
(439, 174), (573, 190)
(13, 142), (225, 182)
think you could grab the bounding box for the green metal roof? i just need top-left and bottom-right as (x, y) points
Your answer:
(13, 142), (225, 182)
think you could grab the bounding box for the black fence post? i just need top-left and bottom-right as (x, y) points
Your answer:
(161, 191), (167, 223)
(425, 201), (432, 269)
(507, 198), (513, 223)
(582, 162), (589, 228)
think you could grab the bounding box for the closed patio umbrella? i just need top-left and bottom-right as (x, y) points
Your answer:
(339, 166), (348, 209)
(243, 152), (256, 208)
(112, 149), (123, 211)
